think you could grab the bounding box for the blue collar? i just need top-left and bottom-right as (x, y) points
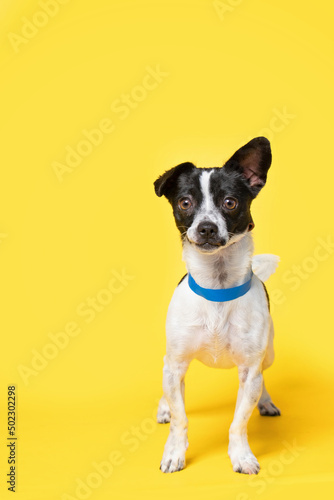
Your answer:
(188, 271), (253, 302)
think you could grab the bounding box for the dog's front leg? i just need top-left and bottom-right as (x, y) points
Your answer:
(228, 365), (263, 475)
(160, 357), (189, 473)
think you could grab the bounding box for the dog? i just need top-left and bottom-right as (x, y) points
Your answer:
(154, 137), (280, 475)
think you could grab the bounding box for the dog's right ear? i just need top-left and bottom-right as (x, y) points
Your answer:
(154, 162), (196, 199)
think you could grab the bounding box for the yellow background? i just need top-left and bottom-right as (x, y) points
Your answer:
(1, 1), (334, 498)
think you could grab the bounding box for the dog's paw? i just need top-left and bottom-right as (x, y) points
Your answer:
(230, 452), (260, 475)
(157, 397), (171, 423)
(157, 408), (171, 424)
(160, 447), (186, 473)
(258, 401), (281, 416)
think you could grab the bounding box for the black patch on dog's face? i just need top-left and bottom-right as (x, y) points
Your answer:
(169, 169), (203, 238)
(209, 167), (254, 237)
(154, 163), (204, 239)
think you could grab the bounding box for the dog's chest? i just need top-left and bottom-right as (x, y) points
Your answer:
(191, 302), (239, 368)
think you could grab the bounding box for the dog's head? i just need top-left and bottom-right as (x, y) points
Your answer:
(154, 137), (272, 254)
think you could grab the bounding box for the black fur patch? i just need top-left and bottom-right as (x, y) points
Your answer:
(171, 168), (203, 239)
(262, 282), (270, 311)
(177, 274), (188, 286)
(209, 167), (254, 236)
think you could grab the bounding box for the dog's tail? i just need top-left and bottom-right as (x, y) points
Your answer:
(252, 254), (280, 282)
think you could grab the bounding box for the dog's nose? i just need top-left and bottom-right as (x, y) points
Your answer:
(197, 221), (218, 239)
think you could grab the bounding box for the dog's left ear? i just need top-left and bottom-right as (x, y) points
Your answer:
(224, 137), (272, 197)
(154, 162), (196, 199)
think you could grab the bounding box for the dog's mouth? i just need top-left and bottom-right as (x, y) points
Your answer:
(185, 234), (229, 253)
(196, 242), (222, 251)
(188, 239), (227, 253)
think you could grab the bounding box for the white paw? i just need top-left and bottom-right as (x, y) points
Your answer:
(160, 446), (186, 473)
(258, 400), (281, 416)
(157, 398), (171, 423)
(229, 449), (260, 475)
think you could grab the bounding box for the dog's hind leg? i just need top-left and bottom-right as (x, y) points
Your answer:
(258, 379), (281, 416)
(157, 395), (171, 423)
(258, 318), (281, 416)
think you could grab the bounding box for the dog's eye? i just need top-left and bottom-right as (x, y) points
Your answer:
(178, 198), (192, 210)
(223, 197), (238, 210)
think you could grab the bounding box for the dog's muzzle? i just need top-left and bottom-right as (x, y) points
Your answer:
(194, 221), (226, 249)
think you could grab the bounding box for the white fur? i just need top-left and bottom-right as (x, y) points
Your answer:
(252, 254), (280, 282)
(158, 179), (280, 474)
(187, 170), (229, 246)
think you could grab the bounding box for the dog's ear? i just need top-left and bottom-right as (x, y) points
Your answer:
(224, 137), (272, 197)
(154, 162), (196, 199)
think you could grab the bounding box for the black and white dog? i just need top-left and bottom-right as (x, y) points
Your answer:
(154, 137), (280, 475)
